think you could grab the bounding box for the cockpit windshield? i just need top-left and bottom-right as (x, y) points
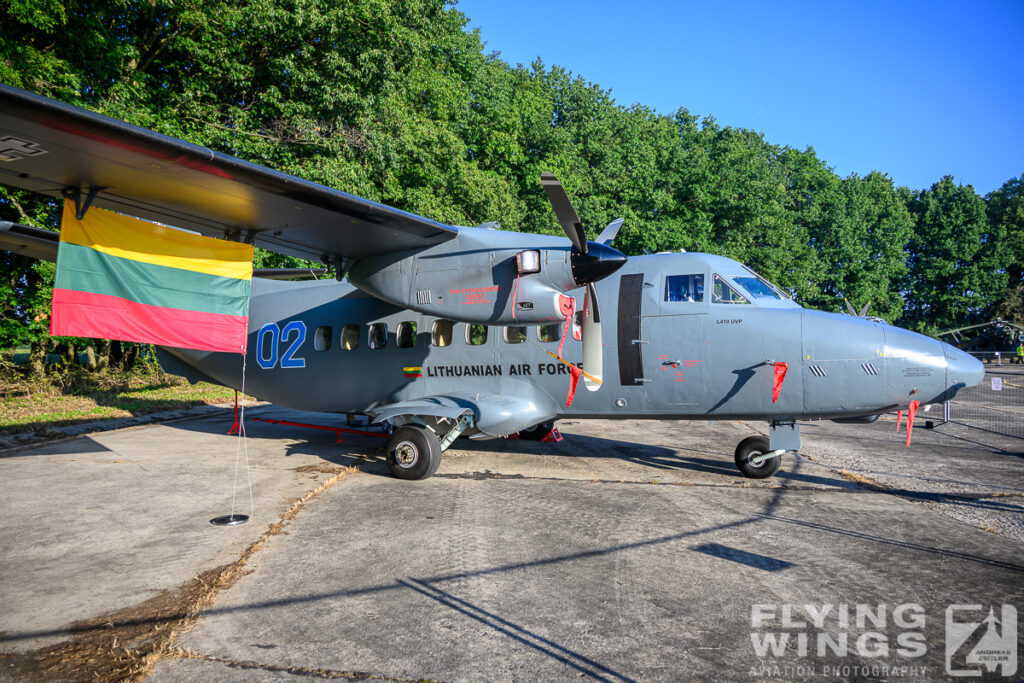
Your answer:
(732, 276), (781, 299)
(731, 268), (789, 300)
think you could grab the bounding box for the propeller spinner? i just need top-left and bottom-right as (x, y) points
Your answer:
(540, 172), (627, 390)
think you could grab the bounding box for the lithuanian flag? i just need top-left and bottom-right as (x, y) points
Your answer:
(404, 366), (422, 378)
(50, 201), (254, 353)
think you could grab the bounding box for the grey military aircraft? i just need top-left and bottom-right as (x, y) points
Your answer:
(0, 84), (985, 481)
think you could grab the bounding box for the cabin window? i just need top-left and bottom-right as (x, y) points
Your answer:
(466, 323), (488, 345)
(314, 326), (332, 351)
(538, 323), (561, 343)
(711, 274), (750, 304)
(369, 322), (388, 349)
(665, 274), (705, 302)
(432, 320), (454, 347)
(397, 321), (417, 348)
(504, 326), (526, 344)
(341, 325), (359, 351)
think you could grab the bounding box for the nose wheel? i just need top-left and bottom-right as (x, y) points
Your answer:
(386, 425), (442, 480)
(734, 436), (783, 479)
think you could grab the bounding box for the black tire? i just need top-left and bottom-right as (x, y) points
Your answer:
(386, 425), (442, 480)
(734, 435), (782, 479)
(517, 421), (555, 441)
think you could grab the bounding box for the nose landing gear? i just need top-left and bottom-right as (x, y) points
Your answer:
(734, 435), (787, 479)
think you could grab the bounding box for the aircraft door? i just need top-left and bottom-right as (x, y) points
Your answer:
(617, 273), (646, 386)
(641, 272), (709, 408)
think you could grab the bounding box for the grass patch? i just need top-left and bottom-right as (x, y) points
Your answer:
(0, 365), (249, 434)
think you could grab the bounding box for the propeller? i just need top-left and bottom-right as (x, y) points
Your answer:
(844, 298), (871, 318)
(540, 172), (627, 391)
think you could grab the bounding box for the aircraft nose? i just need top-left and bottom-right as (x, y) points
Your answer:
(945, 346), (984, 391)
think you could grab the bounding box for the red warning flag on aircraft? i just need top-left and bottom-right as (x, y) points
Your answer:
(50, 201), (254, 353)
(772, 361), (788, 403)
(905, 400), (920, 447)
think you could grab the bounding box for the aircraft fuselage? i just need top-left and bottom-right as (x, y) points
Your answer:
(160, 252), (983, 434)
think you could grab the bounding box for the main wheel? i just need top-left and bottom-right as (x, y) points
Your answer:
(734, 435), (782, 479)
(386, 425), (442, 480)
(517, 421), (555, 441)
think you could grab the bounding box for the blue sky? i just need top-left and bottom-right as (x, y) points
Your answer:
(456, 0), (1023, 195)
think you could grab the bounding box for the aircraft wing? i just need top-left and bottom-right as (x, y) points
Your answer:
(0, 220), (326, 280)
(0, 84), (458, 263)
(369, 385), (560, 437)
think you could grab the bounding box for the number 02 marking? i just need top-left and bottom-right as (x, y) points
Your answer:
(256, 321), (307, 369)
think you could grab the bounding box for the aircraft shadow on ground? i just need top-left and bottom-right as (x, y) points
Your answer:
(164, 407), (1021, 515)
(0, 435), (113, 459)
(166, 410), (852, 487)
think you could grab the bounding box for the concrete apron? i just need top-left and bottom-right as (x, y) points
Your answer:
(0, 407), (1021, 681)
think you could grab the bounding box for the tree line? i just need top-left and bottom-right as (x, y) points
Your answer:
(1, 0), (1021, 368)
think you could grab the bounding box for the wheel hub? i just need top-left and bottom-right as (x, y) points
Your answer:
(394, 440), (419, 468)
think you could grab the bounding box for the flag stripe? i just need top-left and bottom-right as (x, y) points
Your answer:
(51, 288), (248, 353)
(59, 202), (253, 281)
(55, 242), (251, 316)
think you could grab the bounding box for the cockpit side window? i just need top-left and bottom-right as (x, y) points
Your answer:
(712, 274), (750, 304)
(665, 274), (705, 302)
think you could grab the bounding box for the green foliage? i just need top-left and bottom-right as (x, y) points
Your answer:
(899, 177), (1007, 334)
(0, 0), (1021, 365)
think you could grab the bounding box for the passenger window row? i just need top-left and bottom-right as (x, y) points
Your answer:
(310, 320), (567, 351)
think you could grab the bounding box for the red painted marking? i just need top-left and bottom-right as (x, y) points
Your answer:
(252, 417), (388, 443)
(45, 117), (234, 179)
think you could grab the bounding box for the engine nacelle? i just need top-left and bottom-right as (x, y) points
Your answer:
(348, 227), (580, 324)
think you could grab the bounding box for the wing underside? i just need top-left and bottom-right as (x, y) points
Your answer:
(0, 85), (458, 263)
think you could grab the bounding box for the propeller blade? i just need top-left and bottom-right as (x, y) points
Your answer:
(859, 302), (870, 317)
(595, 218), (624, 246)
(540, 172), (587, 253)
(844, 299), (858, 317)
(582, 281), (602, 391)
(586, 281), (601, 324)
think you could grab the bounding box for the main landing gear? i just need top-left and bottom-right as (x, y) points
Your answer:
(384, 412), (473, 481)
(386, 425), (442, 480)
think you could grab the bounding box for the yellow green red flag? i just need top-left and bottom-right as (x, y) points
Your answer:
(50, 201), (254, 353)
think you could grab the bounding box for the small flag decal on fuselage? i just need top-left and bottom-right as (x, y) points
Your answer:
(404, 366), (422, 378)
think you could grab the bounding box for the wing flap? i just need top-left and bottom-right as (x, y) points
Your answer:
(0, 85), (458, 263)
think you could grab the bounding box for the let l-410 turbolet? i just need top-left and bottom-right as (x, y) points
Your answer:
(0, 83), (985, 481)
(156, 236), (983, 480)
